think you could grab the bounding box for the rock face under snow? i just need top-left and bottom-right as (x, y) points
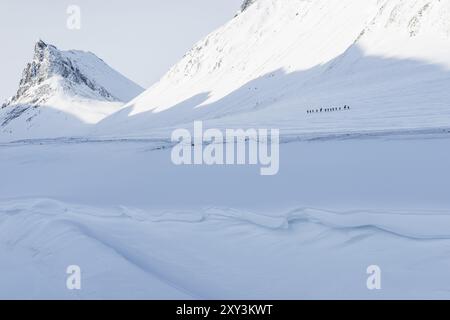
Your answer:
(0, 40), (143, 141)
(98, 0), (450, 138)
(241, 0), (258, 12)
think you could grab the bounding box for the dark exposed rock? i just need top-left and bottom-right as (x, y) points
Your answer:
(241, 0), (258, 12)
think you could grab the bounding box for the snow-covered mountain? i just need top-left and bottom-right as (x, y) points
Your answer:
(0, 40), (143, 141)
(98, 0), (450, 138)
(2, 1), (450, 300)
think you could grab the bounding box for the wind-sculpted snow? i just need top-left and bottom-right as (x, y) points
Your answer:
(4, 198), (450, 241)
(1, 136), (450, 299)
(2, 197), (450, 299)
(121, 205), (450, 239)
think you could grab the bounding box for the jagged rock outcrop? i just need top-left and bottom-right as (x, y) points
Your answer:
(241, 0), (258, 12)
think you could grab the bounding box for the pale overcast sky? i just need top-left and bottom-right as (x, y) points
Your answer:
(0, 0), (243, 102)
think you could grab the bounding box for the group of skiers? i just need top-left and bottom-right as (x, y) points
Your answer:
(307, 105), (351, 114)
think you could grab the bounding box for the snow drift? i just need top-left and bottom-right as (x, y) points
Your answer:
(1, 135), (450, 299)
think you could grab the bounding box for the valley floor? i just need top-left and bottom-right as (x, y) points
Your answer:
(1, 132), (450, 299)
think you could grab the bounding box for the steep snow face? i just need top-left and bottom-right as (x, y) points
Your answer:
(99, 0), (450, 138)
(0, 40), (143, 141)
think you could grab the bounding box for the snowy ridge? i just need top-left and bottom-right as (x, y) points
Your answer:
(3, 198), (450, 240)
(3, 197), (450, 299)
(98, 0), (450, 138)
(2, 1), (450, 300)
(121, 205), (450, 239)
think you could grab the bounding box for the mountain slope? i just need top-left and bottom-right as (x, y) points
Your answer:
(0, 40), (143, 141)
(98, 0), (450, 138)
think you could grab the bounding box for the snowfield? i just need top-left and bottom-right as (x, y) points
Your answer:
(1, 133), (450, 299)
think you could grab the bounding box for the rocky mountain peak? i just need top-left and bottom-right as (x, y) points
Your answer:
(0, 41), (144, 136)
(2, 40), (119, 110)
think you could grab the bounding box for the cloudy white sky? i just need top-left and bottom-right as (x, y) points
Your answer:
(0, 0), (243, 102)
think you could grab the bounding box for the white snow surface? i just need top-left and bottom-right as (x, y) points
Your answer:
(1, 134), (450, 299)
(97, 0), (450, 138)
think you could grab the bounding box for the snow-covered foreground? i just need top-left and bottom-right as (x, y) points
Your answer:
(1, 133), (450, 299)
